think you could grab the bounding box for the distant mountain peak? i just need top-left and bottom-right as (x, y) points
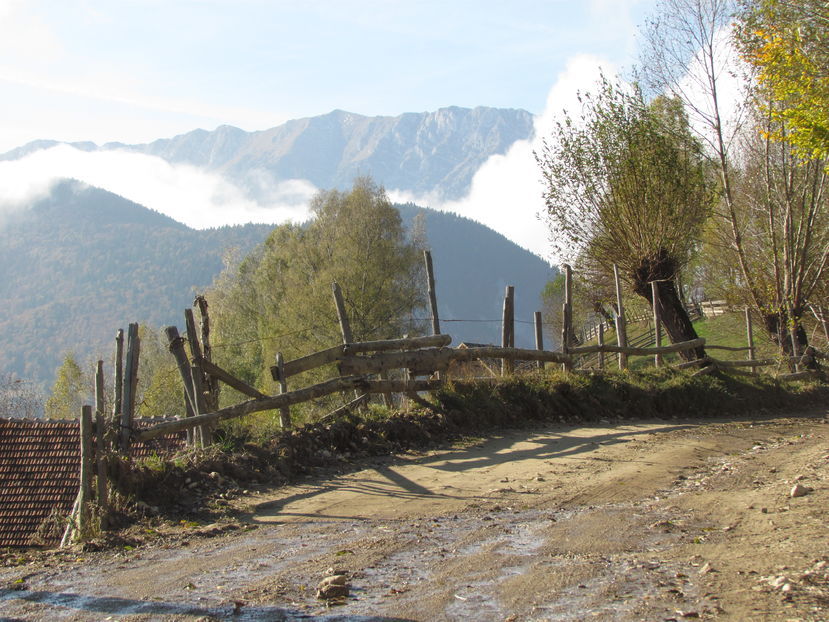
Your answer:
(1, 106), (534, 201)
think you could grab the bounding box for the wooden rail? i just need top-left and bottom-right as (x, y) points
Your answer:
(271, 334), (453, 380)
(569, 338), (705, 356)
(134, 376), (441, 442)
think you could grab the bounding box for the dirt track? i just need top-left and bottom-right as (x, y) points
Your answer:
(2, 408), (828, 621)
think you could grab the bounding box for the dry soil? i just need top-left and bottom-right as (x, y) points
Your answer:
(1, 408), (828, 621)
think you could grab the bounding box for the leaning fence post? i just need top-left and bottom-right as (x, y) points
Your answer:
(651, 281), (663, 368)
(332, 282), (362, 400)
(534, 311), (544, 370)
(275, 352), (291, 429)
(501, 285), (515, 375)
(332, 282), (353, 343)
(745, 307), (756, 374)
(613, 264), (628, 370)
(120, 323), (140, 451)
(165, 326), (198, 445)
(424, 250), (441, 336)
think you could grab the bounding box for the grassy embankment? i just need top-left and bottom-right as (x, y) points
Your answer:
(121, 351), (828, 518)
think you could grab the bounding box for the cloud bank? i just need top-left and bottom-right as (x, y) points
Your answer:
(0, 145), (317, 228)
(390, 55), (615, 264)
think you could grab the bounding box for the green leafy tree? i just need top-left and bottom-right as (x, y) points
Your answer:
(45, 353), (89, 419)
(536, 80), (713, 360)
(209, 177), (426, 417)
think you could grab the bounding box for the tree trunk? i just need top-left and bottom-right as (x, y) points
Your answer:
(631, 250), (706, 363)
(762, 311), (818, 371)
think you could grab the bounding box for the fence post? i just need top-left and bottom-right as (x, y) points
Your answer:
(195, 296), (220, 412)
(165, 326), (198, 445)
(78, 404), (93, 538)
(501, 285), (514, 375)
(534, 311), (544, 370)
(332, 282), (353, 344)
(190, 364), (208, 447)
(120, 323), (140, 451)
(789, 309), (801, 372)
(424, 250), (441, 336)
(745, 307), (756, 374)
(651, 281), (663, 368)
(613, 264), (628, 370)
(597, 322), (605, 370)
(94, 361), (109, 525)
(112, 329), (124, 435)
(185, 308), (211, 446)
(332, 282), (362, 400)
(561, 264), (573, 372)
(275, 352), (291, 429)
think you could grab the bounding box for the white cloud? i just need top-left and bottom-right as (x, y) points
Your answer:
(390, 55), (616, 265)
(677, 27), (748, 156)
(0, 145), (318, 228)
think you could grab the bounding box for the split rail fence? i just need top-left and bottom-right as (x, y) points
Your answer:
(62, 255), (825, 544)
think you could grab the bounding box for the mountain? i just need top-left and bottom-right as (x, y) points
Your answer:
(0, 181), (554, 391)
(1, 107), (535, 201)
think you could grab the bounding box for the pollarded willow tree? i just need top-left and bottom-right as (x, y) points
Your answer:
(535, 79), (714, 360)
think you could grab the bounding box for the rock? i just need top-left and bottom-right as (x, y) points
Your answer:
(790, 484), (811, 498)
(316, 574), (349, 600)
(699, 563), (713, 575)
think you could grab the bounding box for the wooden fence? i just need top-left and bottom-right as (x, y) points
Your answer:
(62, 256), (825, 545)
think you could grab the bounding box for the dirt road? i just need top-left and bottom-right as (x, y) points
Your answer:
(2, 409), (828, 621)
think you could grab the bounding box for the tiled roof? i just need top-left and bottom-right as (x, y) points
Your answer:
(0, 417), (188, 548)
(0, 419), (80, 547)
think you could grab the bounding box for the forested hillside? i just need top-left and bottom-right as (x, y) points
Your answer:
(0, 181), (554, 393)
(0, 180), (271, 386)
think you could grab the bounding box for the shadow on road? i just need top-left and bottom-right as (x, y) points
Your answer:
(249, 421), (698, 523)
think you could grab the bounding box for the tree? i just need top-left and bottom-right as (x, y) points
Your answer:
(642, 0), (827, 362)
(536, 79), (713, 360)
(45, 353), (89, 419)
(209, 177), (426, 411)
(737, 0), (829, 162)
(729, 107), (828, 359)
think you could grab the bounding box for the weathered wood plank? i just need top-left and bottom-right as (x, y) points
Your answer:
(200, 358), (267, 399)
(712, 358), (775, 368)
(271, 334), (453, 381)
(570, 338), (705, 356)
(135, 376), (369, 442)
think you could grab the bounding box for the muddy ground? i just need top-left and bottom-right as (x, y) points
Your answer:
(1, 408), (828, 621)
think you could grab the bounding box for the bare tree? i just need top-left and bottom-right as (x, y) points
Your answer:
(0, 372), (43, 419)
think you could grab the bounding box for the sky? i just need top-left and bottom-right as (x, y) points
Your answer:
(0, 0), (659, 261)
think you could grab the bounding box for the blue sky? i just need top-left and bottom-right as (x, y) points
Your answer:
(0, 0), (659, 259)
(1, 0), (655, 151)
